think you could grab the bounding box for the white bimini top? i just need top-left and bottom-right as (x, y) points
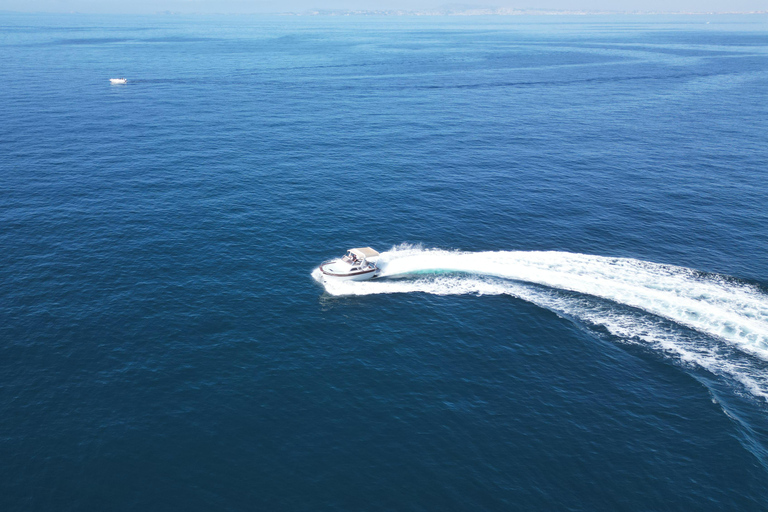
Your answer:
(349, 247), (380, 260)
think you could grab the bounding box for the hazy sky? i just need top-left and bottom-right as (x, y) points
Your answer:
(2, 0), (766, 13)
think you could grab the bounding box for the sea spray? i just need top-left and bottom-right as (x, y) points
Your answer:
(314, 247), (768, 400)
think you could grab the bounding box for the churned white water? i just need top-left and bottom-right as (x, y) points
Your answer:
(314, 246), (768, 400)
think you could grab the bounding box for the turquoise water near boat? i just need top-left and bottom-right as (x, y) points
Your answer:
(2, 12), (768, 510)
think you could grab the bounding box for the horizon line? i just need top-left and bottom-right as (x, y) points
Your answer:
(2, 9), (768, 16)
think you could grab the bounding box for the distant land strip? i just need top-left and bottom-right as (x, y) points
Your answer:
(5, 8), (765, 16)
(278, 9), (767, 16)
(146, 9), (768, 16)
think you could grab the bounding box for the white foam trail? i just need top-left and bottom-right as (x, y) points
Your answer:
(313, 246), (768, 401)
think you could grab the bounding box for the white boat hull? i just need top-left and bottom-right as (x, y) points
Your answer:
(319, 261), (379, 282)
(110, 78), (127, 84)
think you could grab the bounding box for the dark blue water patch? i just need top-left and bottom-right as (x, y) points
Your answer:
(27, 36), (219, 47)
(51, 37), (133, 45)
(403, 70), (742, 90)
(542, 42), (762, 58)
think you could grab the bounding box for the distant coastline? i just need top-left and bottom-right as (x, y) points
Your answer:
(281, 9), (768, 16)
(2, 8), (767, 16)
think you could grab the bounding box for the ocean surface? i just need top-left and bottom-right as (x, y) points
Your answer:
(2, 12), (768, 510)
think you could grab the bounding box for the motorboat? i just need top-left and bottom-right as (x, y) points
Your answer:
(319, 247), (381, 281)
(109, 78), (127, 84)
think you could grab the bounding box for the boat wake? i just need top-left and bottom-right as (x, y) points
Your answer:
(312, 245), (768, 401)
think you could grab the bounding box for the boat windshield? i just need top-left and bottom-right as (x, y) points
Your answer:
(343, 251), (365, 264)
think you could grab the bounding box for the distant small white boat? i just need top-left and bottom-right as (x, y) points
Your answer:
(109, 78), (127, 84)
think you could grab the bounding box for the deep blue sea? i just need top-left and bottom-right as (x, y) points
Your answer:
(2, 12), (768, 510)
